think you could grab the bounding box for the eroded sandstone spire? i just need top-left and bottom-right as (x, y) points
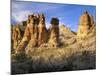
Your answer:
(15, 21), (30, 53)
(15, 14), (49, 53)
(77, 11), (95, 41)
(38, 14), (48, 46)
(48, 18), (60, 47)
(12, 25), (22, 51)
(26, 14), (39, 49)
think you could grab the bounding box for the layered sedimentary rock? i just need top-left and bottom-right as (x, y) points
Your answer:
(77, 11), (95, 41)
(48, 18), (60, 47)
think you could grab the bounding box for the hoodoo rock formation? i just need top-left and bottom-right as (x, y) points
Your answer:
(48, 18), (60, 47)
(38, 14), (48, 46)
(26, 14), (39, 50)
(15, 14), (53, 53)
(26, 14), (48, 50)
(77, 11), (95, 41)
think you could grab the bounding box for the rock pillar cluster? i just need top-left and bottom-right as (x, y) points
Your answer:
(14, 14), (59, 53)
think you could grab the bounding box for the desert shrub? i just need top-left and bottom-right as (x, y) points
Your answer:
(12, 52), (30, 62)
(11, 52), (33, 74)
(11, 44), (96, 74)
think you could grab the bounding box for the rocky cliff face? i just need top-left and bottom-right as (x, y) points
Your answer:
(77, 11), (95, 42)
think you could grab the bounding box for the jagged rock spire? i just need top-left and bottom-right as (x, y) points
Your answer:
(38, 13), (48, 46)
(77, 11), (95, 41)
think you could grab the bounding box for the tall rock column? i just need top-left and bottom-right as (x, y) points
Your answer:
(26, 14), (39, 50)
(15, 15), (34, 53)
(12, 25), (21, 51)
(38, 14), (48, 46)
(48, 18), (60, 47)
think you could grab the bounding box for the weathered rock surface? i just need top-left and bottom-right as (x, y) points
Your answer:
(59, 25), (76, 45)
(26, 14), (39, 50)
(48, 18), (60, 47)
(12, 25), (22, 51)
(15, 14), (48, 53)
(16, 15), (34, 53)
(38, 14), (48, 46)
(77, 11), (95, 41)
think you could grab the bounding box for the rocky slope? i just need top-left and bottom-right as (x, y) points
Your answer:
(59, 25), (76, 46)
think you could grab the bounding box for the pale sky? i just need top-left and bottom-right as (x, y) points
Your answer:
(11, 1), (96, 32)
